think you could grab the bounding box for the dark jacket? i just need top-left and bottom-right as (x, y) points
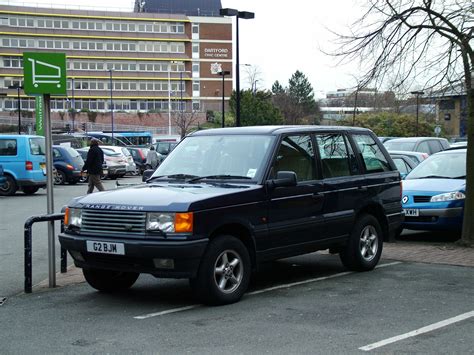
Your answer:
(83, 145), (104, 175)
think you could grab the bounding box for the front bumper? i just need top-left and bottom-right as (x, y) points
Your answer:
(59, 233), (209, 278)
(402, 207), (463, 230)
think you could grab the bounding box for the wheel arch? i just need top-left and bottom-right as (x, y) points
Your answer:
(356, 203), (389, 241)
(209, 223), (257, 271)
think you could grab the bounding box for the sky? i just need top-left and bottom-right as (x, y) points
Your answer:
(5, 0), (366, 97)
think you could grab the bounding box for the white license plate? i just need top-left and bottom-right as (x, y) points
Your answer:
(86, 241), (125, 255)
(404, 209), (419, 217)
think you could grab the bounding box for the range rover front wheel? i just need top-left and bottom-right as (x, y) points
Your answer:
(340, 214), (383, 271)
(191, 235), (251, 305)
(83, 268), (139, 292)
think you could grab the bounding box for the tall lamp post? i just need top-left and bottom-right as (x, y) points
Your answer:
(108, 69), (114, 142)
(8, 84), (23, 134)
(220, 8), (255, 127)
(411, 90), (424, 136)
(70, 77), (75, 132)
(218, 70), (230, 127)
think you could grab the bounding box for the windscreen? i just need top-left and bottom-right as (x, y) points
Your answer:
(153, 135), (275, 180)
(406, 152), (466, 179)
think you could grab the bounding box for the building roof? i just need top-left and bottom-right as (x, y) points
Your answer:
(134, 0), (222, 16)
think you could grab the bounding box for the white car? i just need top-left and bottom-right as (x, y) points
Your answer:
(100, 146), (137, 175)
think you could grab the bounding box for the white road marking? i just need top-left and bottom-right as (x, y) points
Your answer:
(359, 310), (474, 351)
(134, 261), (402, 320)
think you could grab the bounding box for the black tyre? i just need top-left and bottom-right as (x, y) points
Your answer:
(108, 175), (118, 180)
(22, 186), (39, 195)
(190, 235), (251, 305)
(0, 175), (17, 196)
(54, 170), (66, 185)
(340, 214), (383, 271)
(83, 268), (139, 292)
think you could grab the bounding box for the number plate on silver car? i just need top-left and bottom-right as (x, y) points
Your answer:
(86, 241), (125, 255)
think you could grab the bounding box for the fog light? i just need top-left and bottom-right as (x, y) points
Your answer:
(69, 250), (84, 262)
(153, 258), (175, 269)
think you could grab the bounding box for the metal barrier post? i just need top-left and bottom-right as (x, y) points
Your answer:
(24, 213), (65, 293)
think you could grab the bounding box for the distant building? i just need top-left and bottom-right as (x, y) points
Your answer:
(429, 84), (467, 138)
(319, 88), (395, 122)
(0, 2), (232, 131)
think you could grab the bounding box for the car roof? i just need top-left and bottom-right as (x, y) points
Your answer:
(434, 148), (466, 155)
(386, 137), (445, 143)
(190, 126), (372, 137)
(387, 150), (425, 156)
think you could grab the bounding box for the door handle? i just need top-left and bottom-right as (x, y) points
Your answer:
(358, 186), (368, 192)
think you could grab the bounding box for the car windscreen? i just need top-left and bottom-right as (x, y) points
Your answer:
(29, 138), (45, 155)
(406, 152), (466, 180)
(153, 134), (275, 181)
(384, 141), (416, 151)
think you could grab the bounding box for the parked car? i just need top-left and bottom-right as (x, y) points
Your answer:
(0, 164), (6, 188)
(389, 152), (419, 179)
(0, 135), (46, 195)
(378, 137), (397, 143)
(401, 149), (465, 234)
(153, 141), (178, 159)
(450, 141), (467, 149)
(127, 147), (151, 175)
(387, 150), (429, 164)
(60, 126), (402, 305)
(384, 137), (450, 155)
(101, 146), (136, 175)
(52, 145), (84, 185)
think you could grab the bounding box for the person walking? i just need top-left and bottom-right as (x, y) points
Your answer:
(145, 145), (159, 170)
(82, 138), (105, 194)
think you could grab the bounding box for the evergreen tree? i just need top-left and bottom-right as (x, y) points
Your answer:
(230, 90), (284, 126)
(271, 80), (285, 95)
(288, 70), (317, 115)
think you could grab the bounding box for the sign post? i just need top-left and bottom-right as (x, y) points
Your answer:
(23, 52), (67, 288)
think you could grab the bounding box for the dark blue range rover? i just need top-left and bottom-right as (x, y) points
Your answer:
(60, 126), (402, 305)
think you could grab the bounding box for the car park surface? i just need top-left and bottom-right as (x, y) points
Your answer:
(401, 149), (465, 232)
(60, 126), (402, 305)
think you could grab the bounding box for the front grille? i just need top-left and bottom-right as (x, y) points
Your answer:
(80, 209), (146, 237)
(413, 196), (432, 203)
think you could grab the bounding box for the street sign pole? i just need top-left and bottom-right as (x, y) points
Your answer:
(23, 52), (66, 289)
(43, 94), (56, 287)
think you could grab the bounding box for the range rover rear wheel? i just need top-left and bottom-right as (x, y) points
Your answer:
(83, 268), (139, 292)
(191, 235), (251, 305)
(340, 214), (383, 271)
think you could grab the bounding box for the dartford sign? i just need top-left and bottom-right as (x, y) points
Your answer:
(204, 48), (229, 58)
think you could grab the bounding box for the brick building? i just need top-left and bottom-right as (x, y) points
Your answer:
(0, 1), (232, 132)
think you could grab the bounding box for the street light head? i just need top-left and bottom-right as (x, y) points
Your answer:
(410, 90), (425, 95)
(238, 11), (255, 19)
(219, 70), (231, 76)
(220, 8), (239, 16)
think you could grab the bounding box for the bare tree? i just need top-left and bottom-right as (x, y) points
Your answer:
(244, 65), (263, 92)
(173, 110), (200, 139)
(330, 0), (473, 246)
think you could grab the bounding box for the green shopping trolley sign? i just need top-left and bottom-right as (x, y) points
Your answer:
(23, 52), (67, 95)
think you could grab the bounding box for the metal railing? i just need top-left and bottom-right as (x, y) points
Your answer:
(24, 213), (66, 294)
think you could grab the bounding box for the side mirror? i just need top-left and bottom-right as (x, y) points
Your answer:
(142, 169), (155, 182)
(266, 171), (297, 189)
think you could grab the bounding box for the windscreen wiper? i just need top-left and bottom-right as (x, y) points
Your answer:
(147, 174), (199, 182)
(189, 175), (252, 183)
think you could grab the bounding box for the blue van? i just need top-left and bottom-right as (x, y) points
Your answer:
(0, 135), (47, 195)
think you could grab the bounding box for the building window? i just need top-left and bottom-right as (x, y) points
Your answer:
(192, 101), (200, 111)
(192, 24), (199, 34)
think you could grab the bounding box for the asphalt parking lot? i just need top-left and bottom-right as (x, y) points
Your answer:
(1, 178), (473, 353)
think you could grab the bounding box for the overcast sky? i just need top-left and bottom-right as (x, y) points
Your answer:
(6, 0), (366, 96)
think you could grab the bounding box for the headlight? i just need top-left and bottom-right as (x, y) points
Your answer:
(430, 191), (465, 202)
(65, 207), (82, 228)
(146, 212), (193, 233)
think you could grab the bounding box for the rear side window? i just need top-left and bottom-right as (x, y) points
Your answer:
(393, 158), (409, 174)
(353, 134), (391, 173)
(415, 141), (430, 154)
(53, 148), (62, 158)
(272, 135), (316, 182)
(316, 134), (351, 178)
(29, 138), (45, 155)
(428, 140), (442, 154)
(0, 139), (17, 156)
